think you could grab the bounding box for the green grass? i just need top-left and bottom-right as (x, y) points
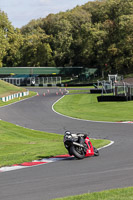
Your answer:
(0, 80), (26, 97)
(124, 73), (133, 78)
(65, 86), (94, 89)
(0, 91), (37, 106)
(0, 79), (37, 106)
(0, 120), (109, 167)
(54, 93), (133, 122)
(0, 81), (110, 167)
(69, 90), (90, 94)
(54, 187), (133, 200)
(0, 120), (66, 167)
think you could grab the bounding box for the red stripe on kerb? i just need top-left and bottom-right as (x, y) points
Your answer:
(20, 162), (47, 166)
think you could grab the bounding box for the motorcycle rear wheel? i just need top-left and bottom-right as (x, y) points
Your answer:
(70, 145), (85, 159)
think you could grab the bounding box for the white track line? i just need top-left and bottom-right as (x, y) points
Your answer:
(0, 90), (115, 173)
(0, 94), (37, 108)
(0, 140), (114, 173)
(0, 156), (74, 173)
(52, 93), (115, 150)
(98, 140), (114, 150)
(52, 93), (133, 124)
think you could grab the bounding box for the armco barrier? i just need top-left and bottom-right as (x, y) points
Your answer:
(0, 91), (29, 102)
(90, 89), (113, 94)
(97, 95), (129, 102)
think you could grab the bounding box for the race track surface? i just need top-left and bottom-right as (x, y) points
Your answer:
(0, 88), (133, 200)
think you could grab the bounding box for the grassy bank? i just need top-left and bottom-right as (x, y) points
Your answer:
(0, 90), (36, 106)
(0, 120), (109, 167)
(54, 92), (133, 122)
(0, 80), (36, 106)
(54, 187), (133, 200)
(0, 80), (26, 97)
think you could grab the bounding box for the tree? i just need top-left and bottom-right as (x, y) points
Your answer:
(20, 27), (55, 66)
(113, 15), (133, 73)
(1, 0), (133, 73)
(0, 10), (24, 67)
(3, 28), (23, 67)
(52, 19), (73, 66)
(0, 10), (10, 67)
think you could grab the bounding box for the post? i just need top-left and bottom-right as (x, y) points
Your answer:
(115, 86), (118, 96)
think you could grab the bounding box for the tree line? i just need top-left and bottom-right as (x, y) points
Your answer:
(0, 0), (133, 74)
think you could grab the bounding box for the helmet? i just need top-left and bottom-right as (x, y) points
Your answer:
(65, 131), (71, 135)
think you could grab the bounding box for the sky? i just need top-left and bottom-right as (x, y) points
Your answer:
(0, 0), (93, 28)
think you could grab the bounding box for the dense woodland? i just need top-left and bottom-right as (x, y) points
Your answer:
(0, 0), (133, 74)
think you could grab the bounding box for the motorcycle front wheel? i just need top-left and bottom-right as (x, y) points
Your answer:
(70, 145), (85, 159)
(93, 147), (99, 156)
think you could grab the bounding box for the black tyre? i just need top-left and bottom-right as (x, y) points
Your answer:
(93, 147), (99, 156)
(70, 145), (85, 159)
(68, 147), (73, 156)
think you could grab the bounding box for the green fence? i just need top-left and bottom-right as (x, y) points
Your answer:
(0, 67), (97, 76)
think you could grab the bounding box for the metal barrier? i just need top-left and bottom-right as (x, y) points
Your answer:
(114, 82), (133, 97)
(0, 77), (61, 86)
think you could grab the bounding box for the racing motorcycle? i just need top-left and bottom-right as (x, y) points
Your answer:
(64, 131), (99, 159)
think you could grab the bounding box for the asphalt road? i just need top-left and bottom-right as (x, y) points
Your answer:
(0, 88), (133, 200)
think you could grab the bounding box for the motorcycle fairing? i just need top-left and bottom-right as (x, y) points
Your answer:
(85, 137), (94, 157)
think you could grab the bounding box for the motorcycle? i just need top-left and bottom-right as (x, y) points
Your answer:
(64, 131), (99, 159)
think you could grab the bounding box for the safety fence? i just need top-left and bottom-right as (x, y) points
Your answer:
(0, 90), (29, 102)
(114, 83), (133, 97)
(0, 77), (61, 86)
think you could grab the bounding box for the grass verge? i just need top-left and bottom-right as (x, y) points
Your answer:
(0, 91), (37, 107)
(53, 187), (133, 200)
(68, 90), (90, 94)
(0, 120), (109, 167)
(0, 79), (37, 106)
(0, 80), (26, 97)
(54, 93), (133, 122)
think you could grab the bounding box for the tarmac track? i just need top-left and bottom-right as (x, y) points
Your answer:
(0, 88), (133, 200)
